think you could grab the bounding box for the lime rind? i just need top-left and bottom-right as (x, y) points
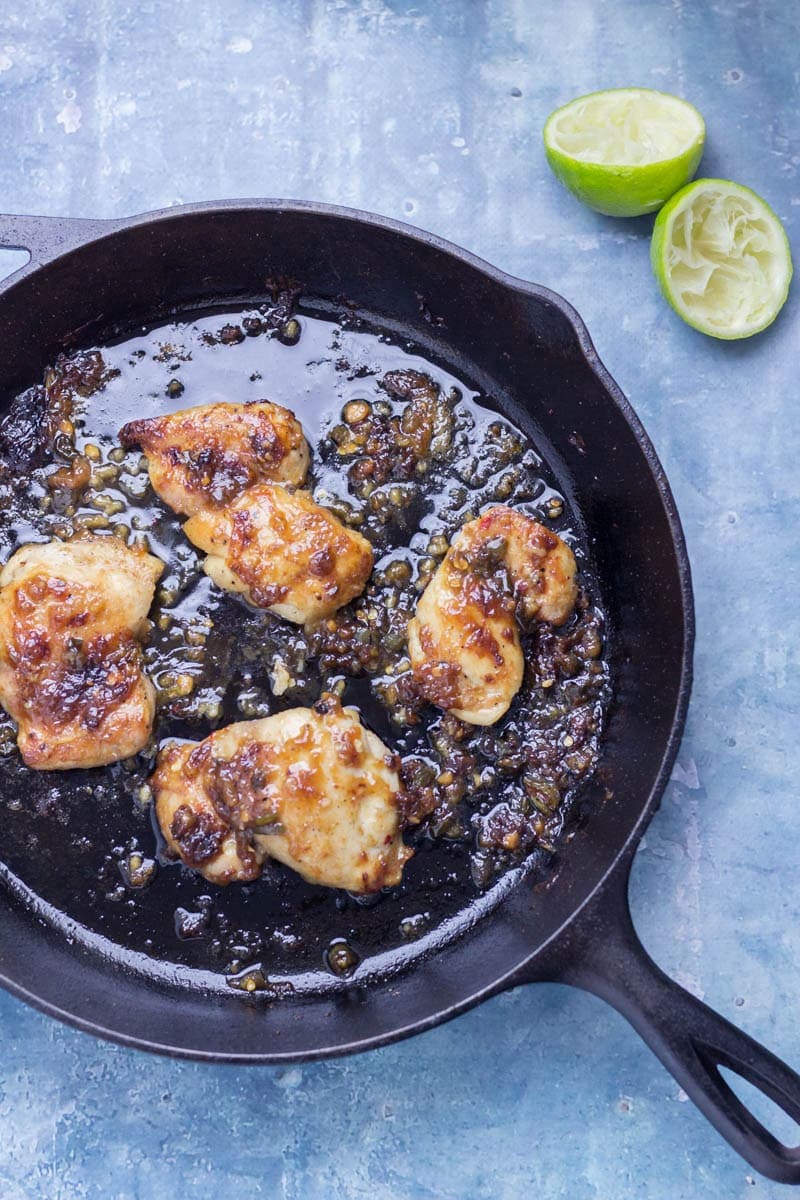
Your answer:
(651, 178), (793, 339)
(543, 88), (705, 217)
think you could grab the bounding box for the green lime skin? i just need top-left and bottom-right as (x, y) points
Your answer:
(651, 178), (793, 339)
(543, 88), (705, 218)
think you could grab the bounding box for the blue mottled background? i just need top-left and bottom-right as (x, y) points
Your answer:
(0, 2), (798, 1197)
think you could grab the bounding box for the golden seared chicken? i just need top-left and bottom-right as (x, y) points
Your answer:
(407, 506), (577, 726)
(184, 483), (374, 624)
(0, 536), (163, 769)
(153, 695), (412, 891)
(119, 400), (310, 516)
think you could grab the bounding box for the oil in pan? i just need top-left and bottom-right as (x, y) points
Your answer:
(0, 292), (610, 994)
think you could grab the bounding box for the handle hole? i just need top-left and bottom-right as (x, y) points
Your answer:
(719, 1067), (800, 1149)
(0, 249), (31, 282)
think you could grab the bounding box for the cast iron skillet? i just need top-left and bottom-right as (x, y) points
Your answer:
(0, 201), (798, 1183)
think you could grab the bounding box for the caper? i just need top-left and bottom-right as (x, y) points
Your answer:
(427, 534), (449, 557)
(386, 560), (412, 586)
(524, 776), (561, 813)
(94, 496), (124, 516)
(497, 750), (525, 776)
(92, 464), (120, 485)
(329, 424), (351, 447)
(557, 651), (579, 676)
(226, 968), (268, 993)
(403, 759), (436, 787)
(74, 514), (109, 531)
(400, 916), (425, 940)
(430, 811), (467, 840)
(495, 472), (516, 500)
(343, 400), (371, 426)
(196, 696), (222, 722)
(166, 378), (184, 399)
(172, 673), (195, 698)
(219, 323), (245, 344)
(278, 318), (301, 345)
(124, 853), (156, 888)
(579, 627), (602, 660)
(325, 939), (360, 977)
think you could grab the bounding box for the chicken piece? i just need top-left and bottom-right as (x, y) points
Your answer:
(153, 695), (412, 891)
(119, 400), (310, 516)
(153, 766), (268, 886)
(407, 506), (577, 726)
(184, 483), (374, 624)
(0, 536), (163, 769)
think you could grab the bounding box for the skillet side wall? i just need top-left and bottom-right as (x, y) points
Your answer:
(0, 207), (690, 1059)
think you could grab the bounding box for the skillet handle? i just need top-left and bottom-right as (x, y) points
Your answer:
(540, 864), (800, 1184)
(0, 213), (114, 266)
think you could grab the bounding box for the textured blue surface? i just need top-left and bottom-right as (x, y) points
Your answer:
(0, 2), (798, 1196)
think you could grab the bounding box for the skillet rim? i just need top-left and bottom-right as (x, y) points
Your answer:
(0, 199), (695, 1060)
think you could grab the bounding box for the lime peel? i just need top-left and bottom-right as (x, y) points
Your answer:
(651, 178), (793, 339)
(544, 88), (705, 217)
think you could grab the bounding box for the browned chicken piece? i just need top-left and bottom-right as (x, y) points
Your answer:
(153, 695), (412, 891)
(0, 536), (163, 769)
(184, 483), (374, 625)
(119, 400), (310, 516)
(407, 506), (577, 726)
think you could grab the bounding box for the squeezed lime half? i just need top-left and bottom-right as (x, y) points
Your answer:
(651, 178), (793, 339)
(543, 87), (705, 217)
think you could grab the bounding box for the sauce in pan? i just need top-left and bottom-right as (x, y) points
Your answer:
(0, 295), (611, 993)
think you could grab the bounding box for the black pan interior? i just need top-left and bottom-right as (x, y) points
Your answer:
(0, 205), (691, 1058)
